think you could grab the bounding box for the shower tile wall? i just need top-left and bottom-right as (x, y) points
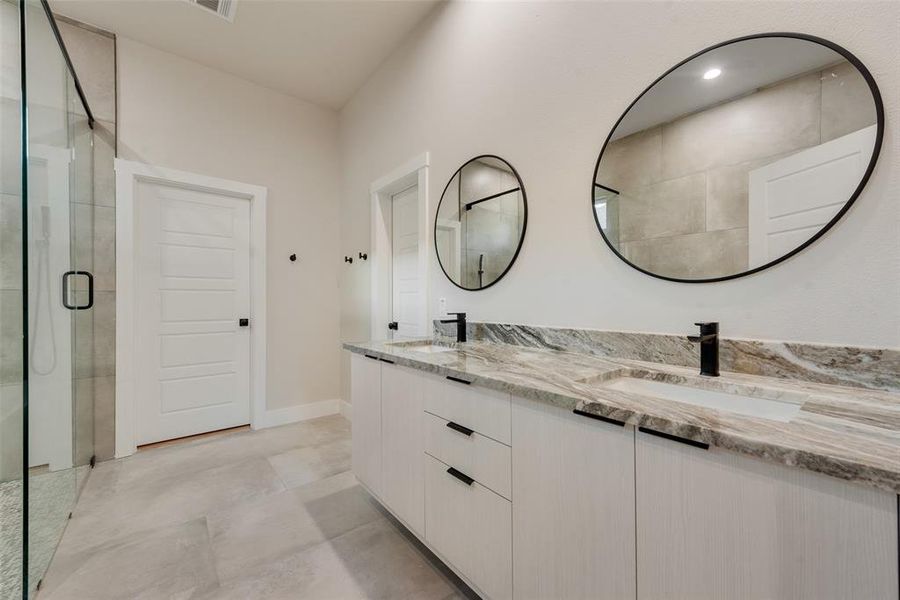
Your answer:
(0, 0), (24, 484)
(460, 162), (523, 287)
(57, 17), (117, 462)
(596, 61), (876, 279)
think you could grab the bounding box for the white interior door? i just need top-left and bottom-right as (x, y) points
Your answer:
(391, 184), (423, 338)
(748, 125), (877, 268)
(135, 181), (251, 445)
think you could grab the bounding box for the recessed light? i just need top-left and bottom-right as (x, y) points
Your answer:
(703, 68), (722, 80)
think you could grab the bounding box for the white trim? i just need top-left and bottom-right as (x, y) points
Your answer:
(255, 399), (340, 429)
(114, 159), (268, 458)
(370, 152), (431, 340)
(340, 399), (352, 421)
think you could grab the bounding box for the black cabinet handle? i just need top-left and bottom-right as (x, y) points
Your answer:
(446, 466), (474, 486)
(446, 421), (473, 436)
(639, 427), (709, 450)
(573, 408), (625, 427)
(379, 358), (395, 364)
(364, 355), (379, 361)
(62, 271), (93, 310)
(446, 375), (471, 385)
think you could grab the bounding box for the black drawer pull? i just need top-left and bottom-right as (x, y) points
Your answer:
(379, 358), (395, 364)
(446, 421), (474, 436)
(364, 355), (379, 361)
(573, 408), (625, 427)
(446, 375), (471, 385)
(639, 427), (709, 450)
(446, 466), (474, 486)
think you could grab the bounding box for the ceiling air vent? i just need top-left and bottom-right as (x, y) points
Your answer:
(186, 0), (237, 22)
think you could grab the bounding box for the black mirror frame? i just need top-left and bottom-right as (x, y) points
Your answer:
(590, 32), (885, 284)
(435, 154), (528, 291)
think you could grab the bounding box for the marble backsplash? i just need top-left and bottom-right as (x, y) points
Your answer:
(433, 321), (900, 393)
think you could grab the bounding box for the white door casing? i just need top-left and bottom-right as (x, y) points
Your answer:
(391, 184), (423, 338)
(134, 182), (251, 445)
(748, 125), (877, 268)
(370, 153), (429, 341)
(116, 159), (267, 457)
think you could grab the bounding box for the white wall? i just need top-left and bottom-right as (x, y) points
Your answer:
(339, 1), (900, 399)
(118, 37), (342, 411)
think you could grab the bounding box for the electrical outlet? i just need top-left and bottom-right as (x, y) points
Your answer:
(438, 297), (447, 315)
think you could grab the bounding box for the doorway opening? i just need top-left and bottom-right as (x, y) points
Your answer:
(370, 153), (430, 341)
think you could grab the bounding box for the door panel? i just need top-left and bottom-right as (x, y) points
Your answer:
(391, 184), (422, 338)
(351, 354), (382, 495)
(381, 364), (425, 535)
(635, 430), (898, 600)
(748, 125), (876, 267)
(135, 182), (251, 444)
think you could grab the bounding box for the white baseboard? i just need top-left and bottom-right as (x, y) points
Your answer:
(254, 398), (340, 429)
(340, 400), (352, 421)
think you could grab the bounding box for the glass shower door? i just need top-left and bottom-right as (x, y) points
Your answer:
(0, 0), (26, 597)
(24, 0), (94, 594)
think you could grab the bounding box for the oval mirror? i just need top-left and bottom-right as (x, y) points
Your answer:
(592, 33), (883, 282)
(435, 155), (527, 290)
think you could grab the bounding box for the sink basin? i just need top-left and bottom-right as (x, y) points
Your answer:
(388, 341), (457, 354)
(601, 376), (804, 422)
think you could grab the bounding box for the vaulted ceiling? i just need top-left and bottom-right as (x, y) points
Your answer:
(53, 0), (441, 109)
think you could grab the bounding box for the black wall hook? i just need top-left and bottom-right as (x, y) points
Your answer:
(344, 256), (353, 264)
(289, 254), (297, 262)
(358, 252), (368, 261)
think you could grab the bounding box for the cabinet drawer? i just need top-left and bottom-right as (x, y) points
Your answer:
(423, 373), (511, 444)
(425, 412), (511, 500)
(425, 454), (512, 600)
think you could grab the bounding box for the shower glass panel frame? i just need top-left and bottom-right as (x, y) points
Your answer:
(1, 0), (96, 596)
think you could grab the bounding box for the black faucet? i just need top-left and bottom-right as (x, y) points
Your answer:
(440, 312), (467, 343)
(687, 322), (719, 377)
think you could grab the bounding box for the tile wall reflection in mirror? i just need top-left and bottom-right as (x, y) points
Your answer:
(593, 35), (881, 282)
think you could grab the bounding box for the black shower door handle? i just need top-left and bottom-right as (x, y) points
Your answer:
(62, 271), (93, 310)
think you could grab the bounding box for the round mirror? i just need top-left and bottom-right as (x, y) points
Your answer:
(435, 155), (527, 290)
(592, 33), (883, 282)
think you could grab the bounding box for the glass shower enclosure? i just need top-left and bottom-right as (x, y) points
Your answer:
(1, 0), (96, 596)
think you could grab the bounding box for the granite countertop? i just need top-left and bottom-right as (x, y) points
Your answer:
(343, 338), (900, 494)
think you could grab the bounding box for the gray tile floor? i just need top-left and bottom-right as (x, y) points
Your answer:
(39, 415), (473, 599)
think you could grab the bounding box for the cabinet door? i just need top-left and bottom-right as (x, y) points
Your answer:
(512, 397), (636, 600)
(425, 454), (512, 600)
(350, 354), (382, 495)
(381, 363), (425, 535)
(636, 429), (899, 600)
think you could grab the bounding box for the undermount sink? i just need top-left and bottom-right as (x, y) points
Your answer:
(388, 341), (457, 354)
(601, 375), (805, 422)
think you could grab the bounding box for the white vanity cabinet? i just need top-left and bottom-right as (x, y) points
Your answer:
(511, 397), (637, 600)
(423, 373), (513, 600)
(350, 353), (382, 495)
(381, 361), (425, 535)
(349, 355), (899, 600)
(635, 429), (899, 600)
